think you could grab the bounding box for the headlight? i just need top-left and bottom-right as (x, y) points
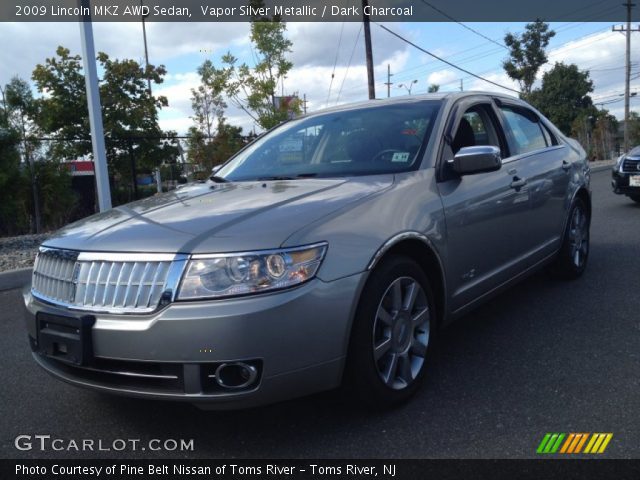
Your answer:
(177, 243), (327, 300)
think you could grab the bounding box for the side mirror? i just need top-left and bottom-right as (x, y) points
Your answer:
(450, 145), (502, 175)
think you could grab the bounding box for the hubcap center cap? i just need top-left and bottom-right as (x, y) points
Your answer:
(392, 311), (412, 351)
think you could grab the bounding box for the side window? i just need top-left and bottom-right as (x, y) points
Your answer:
(499, 107), (548, 155)
(451, 106), (500, 154)
(540, 122), (557, 146)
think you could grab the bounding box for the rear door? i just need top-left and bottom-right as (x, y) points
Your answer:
(495, 101), (571, 257)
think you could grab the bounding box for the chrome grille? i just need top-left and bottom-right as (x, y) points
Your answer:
(622, 158), (640, 173)
(32, 248), (187, 314)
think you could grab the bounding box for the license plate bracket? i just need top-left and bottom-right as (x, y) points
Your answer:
(36, 313), (95, 366)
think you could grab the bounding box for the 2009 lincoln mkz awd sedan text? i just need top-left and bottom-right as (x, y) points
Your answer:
(23, 92), (591, 409)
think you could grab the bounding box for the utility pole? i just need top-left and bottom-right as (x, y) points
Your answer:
(460, 79), (464, 92)
(384, 64), (394, 98)
(613, 2), (640, 152)
(362, 0), (375, 99)
(303, 94), (308, 114)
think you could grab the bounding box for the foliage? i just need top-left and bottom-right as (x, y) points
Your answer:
(32, 47), (178, 203)
(186, 121), (245, 172)
(0, 90), (30, 235)
(213, 0), (300, 130)
(528, 62), (596, 136)
(628, 111), (640, 147)
(503, 20), (556, 95)
(192, 60), (227, 139)
(427, 84), (440, 93)
(32, 47), (89, 160)
(188, 60), (247, 172)
(34, 160), (78, 229)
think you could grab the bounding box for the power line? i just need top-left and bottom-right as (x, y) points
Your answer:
(336, 24), (363, 105)
(334, 22), (623, 101)
(325, 22), (345, 108)
(418, 0), (506, 49)
(383, 24), (613, 89)
(375, 23), (521, 94)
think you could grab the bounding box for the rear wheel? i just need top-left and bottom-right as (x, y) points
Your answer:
(550, 198), (590, 279)
(345, 255), (435, 408)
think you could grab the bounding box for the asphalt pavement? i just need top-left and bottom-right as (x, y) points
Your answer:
(1, 169), (638, 459)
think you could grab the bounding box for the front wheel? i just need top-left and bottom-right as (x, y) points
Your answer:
(550, 198), (590, 279)
(344, 255), (435, 408)
(628, 195), (640, 204)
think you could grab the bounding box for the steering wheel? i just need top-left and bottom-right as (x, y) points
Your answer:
(371, 149), (405, 163)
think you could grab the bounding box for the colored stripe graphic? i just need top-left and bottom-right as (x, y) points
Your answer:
(584, 433), (613, 454)
(537, 433), (565, 454)
(538, 433), (613, 454)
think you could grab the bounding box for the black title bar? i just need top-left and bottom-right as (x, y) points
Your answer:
(2, 0), (640, 22)
(4, 459), (640, 480)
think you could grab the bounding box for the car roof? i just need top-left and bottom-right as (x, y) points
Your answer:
(309, 91), (522, 116)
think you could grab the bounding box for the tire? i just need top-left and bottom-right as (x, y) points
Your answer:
(628, 195), (640, 204)
(550, 198), (590, 280)
(344, 255), (435, 408)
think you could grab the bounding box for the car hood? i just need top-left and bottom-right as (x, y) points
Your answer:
(43, 177), (393, 254)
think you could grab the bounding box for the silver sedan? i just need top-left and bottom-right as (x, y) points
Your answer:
(24, 92), (591, 409)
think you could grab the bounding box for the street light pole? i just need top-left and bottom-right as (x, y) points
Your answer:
(398, 80), (418, 95)
(78, 0), (112, 212)
(141, 0), (152, 94)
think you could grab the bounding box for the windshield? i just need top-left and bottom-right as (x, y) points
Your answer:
(216, 101), (441, 181)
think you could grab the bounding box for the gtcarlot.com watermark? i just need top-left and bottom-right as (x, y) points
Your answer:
(15, 435), (194, 452)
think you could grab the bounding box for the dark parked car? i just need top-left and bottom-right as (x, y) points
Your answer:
(24, 92), (591, 409)
(612, 146), (640, 203)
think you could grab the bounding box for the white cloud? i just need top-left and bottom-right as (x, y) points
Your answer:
(427, 69), (458, 86)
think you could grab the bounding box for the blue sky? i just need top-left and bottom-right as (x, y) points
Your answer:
(1, 20), (638, 134)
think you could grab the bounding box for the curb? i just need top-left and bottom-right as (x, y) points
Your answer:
(0, 268), (32, 292)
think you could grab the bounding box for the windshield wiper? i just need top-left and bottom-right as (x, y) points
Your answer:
(209, 175), (229, 183)
(257, 173), (318, 181)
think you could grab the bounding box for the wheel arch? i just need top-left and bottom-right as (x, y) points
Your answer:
(367, 232), (447, 329)
(574, 187), (592, 220)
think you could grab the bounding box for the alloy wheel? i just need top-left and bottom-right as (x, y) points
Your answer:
(569, 205), (589, 268)
(372, 276), (430, 390)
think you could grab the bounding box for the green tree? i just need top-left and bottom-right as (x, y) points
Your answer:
(4, 77), (44, 232)
(591, 111), (618, 160)
(215, 0), (300, 129)
(32, 47), (177, 203)
(0, 84), (30, 235)
(192, 60), (227, 140)
(32, 47), (89, 161)
(188, 60), (247, 172)
(528, 62), (596, 136)
(503, 20), (556, 95)
(427, 84), (440, 93)
(628, 111), (640, 147)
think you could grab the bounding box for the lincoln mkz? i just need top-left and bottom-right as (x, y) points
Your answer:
(24, 92), (591, 408)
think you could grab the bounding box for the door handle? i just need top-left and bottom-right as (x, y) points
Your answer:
(510, 176), (527, 189)
(562, 160), (571, 171)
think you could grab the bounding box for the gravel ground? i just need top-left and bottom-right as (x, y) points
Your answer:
(0, 233), (50, 273)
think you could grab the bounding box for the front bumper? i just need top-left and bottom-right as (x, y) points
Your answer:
(611, 169), (640, 196)
(24, 273), (366, 409)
